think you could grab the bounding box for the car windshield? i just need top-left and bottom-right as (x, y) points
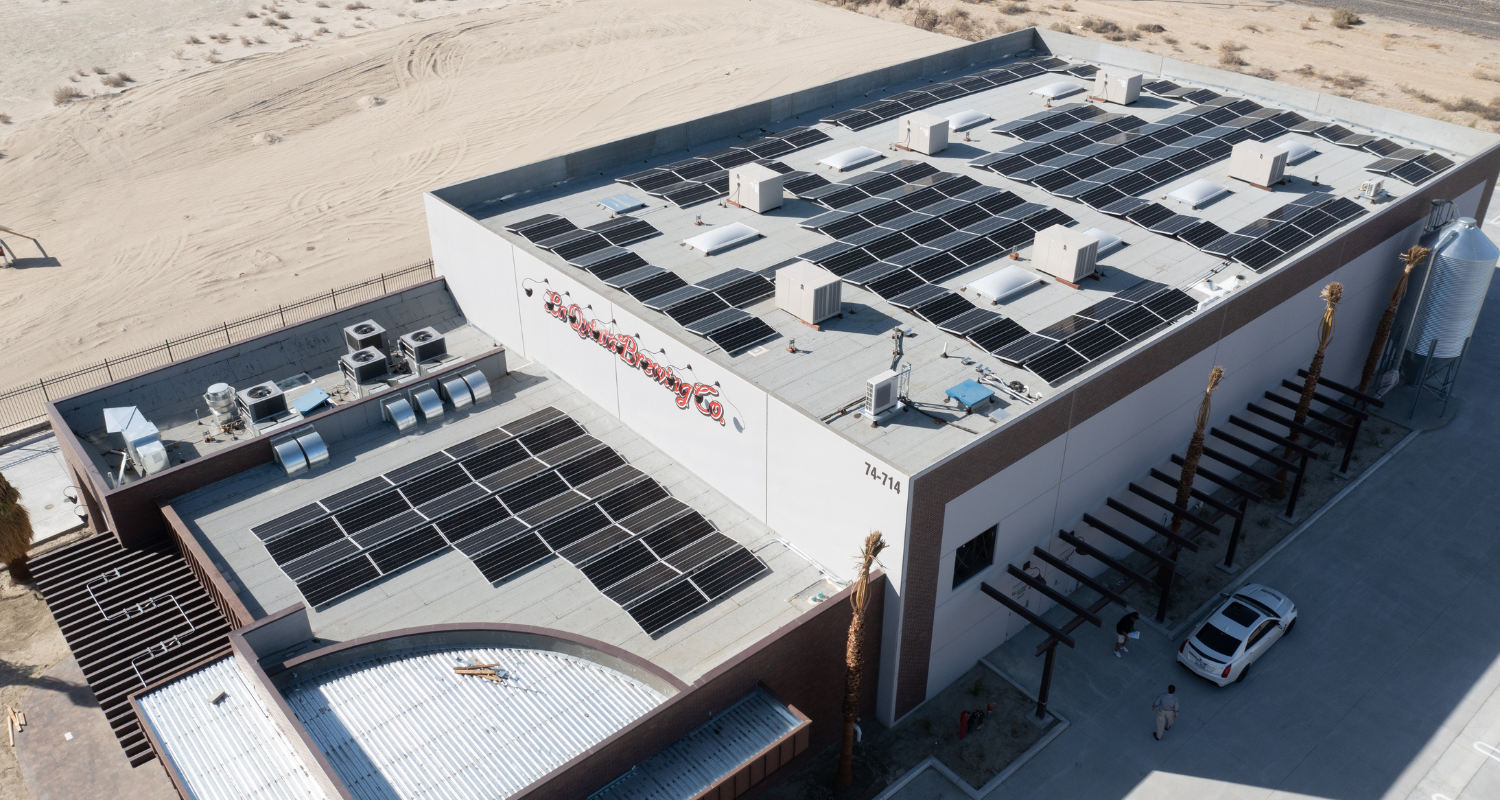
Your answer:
(1221, 601), (1261, 627)
(1195, 622), (1243, 657)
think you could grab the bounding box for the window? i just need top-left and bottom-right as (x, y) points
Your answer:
(952, 525), (996, 589)
(1194, 622), (1243, 658)
(1247, 619), (1278, 648)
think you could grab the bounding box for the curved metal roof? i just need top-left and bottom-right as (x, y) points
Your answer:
(283, 645), (664, 800)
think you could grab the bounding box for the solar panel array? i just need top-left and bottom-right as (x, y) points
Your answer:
(992, 279), (1200, 384)
(972, 98), (1312, 209)
(250, 407), (767, 635)
(817, 56), (1076, 131)
(614, 126), (832, 207)
(505, 215), (782, 355)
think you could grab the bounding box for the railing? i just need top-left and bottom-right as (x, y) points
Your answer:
(0, 261), (434, 437)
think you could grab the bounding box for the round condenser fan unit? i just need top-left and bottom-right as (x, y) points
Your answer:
(248, 386), (274, 399)
(412, 331), (434, 342)
(355, 324), (376, 335)
(353, 351), (377, 363)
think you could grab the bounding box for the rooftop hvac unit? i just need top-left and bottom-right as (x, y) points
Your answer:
(728, 163), (784, 214)
(341, 347), (390, 394)
(236, 381), (288, 423)
(775, 261), (841, 326)
(866, 370), (900, 417)
(1091, 70), (1141, 105)
(1032, 224), (1098, 285)
(344, 319), (387, 355)
(399, 327), (447, 372)
(1359, 178), (1387, 201)
(897, 111), (948, 155)
(103, 407), (170, 477)
(1228, 141), (1288, 189)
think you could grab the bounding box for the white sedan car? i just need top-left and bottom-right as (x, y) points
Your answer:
(1177, 584), (1297, 686)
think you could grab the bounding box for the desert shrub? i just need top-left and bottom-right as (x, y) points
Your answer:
(1441, 96), (1500, 121)
(100, 74), (125, 87)
(1001, 2), (1029, 14)
(1137, 23), (1165, 33)
(186, 34), (204, 44)
(345, 1), (368, 8)
(1162, 35), (1177, 44)
(276, 10), (291, 18)
(92, 65), (107, 74)
(1080, 16), (1120, 34)
(1398, 84), (1438, 103)
(1048, 21), (1070, 33)
(245, 10), (259, 17)
(1251, 68), (1277, 81)
(1218, 42), (1248, 67)
(1331, 7), (1359, 27)
(912, 6), (939, 30)
(52, 86), (83, 105)
(314, 25), (329, 35)
(0, 114), (11, 124)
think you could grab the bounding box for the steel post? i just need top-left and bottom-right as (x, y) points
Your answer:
(1036, 645), (1056, 720)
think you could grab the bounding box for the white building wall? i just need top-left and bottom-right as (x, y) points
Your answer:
(425, 195), (914, 720)
(922, 182), (1491, 701)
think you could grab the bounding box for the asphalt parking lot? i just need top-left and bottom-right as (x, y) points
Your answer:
(983, 261), (1500, 798)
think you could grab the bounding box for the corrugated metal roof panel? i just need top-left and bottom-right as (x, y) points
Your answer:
(138, 656), (330, 800)
(590, 688), (802, 800)
(283, 646), (665, 800)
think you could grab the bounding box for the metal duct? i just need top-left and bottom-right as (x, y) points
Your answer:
(1406, 217), (1499, 360)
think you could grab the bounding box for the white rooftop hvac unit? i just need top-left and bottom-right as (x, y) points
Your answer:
(1091, 69), (1142, 105)
(103, 406), (170, 477)
(897, 111), (948, 155)
(1228, 141), (1288, 189)
(775, 261), (841, 326)
(1032, 224), (1098, 285)
(728, 163), (784, 214)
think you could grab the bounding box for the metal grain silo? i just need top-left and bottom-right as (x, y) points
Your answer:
(1404, 216), (1498, 363)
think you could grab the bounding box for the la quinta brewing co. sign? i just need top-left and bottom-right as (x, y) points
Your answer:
(543, 291), (726, 426)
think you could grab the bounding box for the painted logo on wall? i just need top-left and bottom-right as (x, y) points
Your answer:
(543, 291), (725, 425)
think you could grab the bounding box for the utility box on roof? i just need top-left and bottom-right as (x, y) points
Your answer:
(728, 163), (784, 214)
(776, 261), (841, 325)
(898, 111), (948, 155)
(1033, 224), (1098, 285)
(1092, 69), (1142, 105)
(1228, 141), (1288, 189)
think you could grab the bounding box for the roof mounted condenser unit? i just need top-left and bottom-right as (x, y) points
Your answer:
(897, 111), (948, 155)
(865, 370), (900, 417)
(775, 261), (841, 326)
(344, 320), (387, 355)
(237, 381), (288, 423)
(1228, 141), (1288, 189)
(341, 347), (390, 395)
(1091, 69), (1141, 105)
(399, 327), (447, 373)
(1032, 224), (1098, 286)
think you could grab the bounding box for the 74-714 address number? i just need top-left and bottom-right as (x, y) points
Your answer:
(864, 462), (900, 494)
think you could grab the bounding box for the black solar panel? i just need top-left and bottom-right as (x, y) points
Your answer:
(912, 293), (973, 325)
(707, 317), (778, 354)
(1068, 325), (1127, 360)
(335, 490), (409, 534)
(1026, 345), (1088, 384)
(939, 308), (1001, 336)
(950, 237), (1003, 266)
(665, 292), (731, 325)
(473, 531), (551, 584)
(993, 334), (1058, 365)
(586, 251), (651, 281)
(887, 283), (949, 310)
(1233, 239), (1287, 272)
(498, 471), (569, 513)
(1149, 215), (1202, 236)
(367, 525), (447, 574)
(296, 555), (380, 607)
(909, 252), (967, 282)
(624, 271), (688, 301)
(1125, 203), (1174, 229)
(968, 318), (1029, 353)
(284, 539), (359, 582)
(626, 578), (708, 635)
(822, 247), (879, 277)
(580, 538), (658, 590)
(253, 504), (328, 541)
(1104, 305), (1166, 340)
(715, 275), (775, 307)
(399, 462), (470, 507)
(1142, 289), (1199, 321)
(690, 548), (767, 600)
(1179, 221), (1230, 250)
(266, 517), (345, 564)
(557, 525), (632, 565)
(1262, 224), (1313, 252)
(533, 504), (612, 551)
(1099, 197), (1150, 217)
(784, 172), (831, 195)
(842, 261), (902, 286)
(459, 439), (529, 480)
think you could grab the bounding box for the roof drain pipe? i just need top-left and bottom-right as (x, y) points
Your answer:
(767, 537), (850, 588)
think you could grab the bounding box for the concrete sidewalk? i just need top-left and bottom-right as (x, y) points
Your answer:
(0, 431), (86, 545)
(975, 275), (1500, 799)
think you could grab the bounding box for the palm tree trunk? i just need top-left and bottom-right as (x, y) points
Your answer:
(1355, 246), (1425, 395)
(836, 532), (887, 792)
(1171, 367), (1225, 535)
(1276, 283), (1342, 497)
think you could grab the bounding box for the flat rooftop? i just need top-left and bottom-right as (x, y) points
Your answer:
(171, 361), (831, 682)
(462, 50), (1478, 475)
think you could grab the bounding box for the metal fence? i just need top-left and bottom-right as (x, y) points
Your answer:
(0, 261), (435, 437)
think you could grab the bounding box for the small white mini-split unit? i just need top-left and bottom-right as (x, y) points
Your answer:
(269, 425), (329, 477)
(1032, 224), (1098, 285)
(344, 319), (386, 356)
(399, 327), (447, 373)
(728, 163), (784, 213)
(1228, 141), (1288, 189)
(1091, 69), (1142, 105)
(897, 111), (948, 155)
(865, 370), (901, 417)
(775, 261), (841, 326)
(341, 346), (390, 395)
(237, 381), (288, 423)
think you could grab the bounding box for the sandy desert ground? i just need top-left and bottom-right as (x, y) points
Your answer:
(0, 0), (1498, 392)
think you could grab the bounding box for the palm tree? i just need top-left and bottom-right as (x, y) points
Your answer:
(0, 472), (35, 584)
(1276, 282), (1342, 496)
(1171, 366), (1225, 534)
(1356, 245), (1427, 395)
(835, 531), (887, 792)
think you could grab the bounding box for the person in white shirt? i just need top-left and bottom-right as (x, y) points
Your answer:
(1152, 685), (1179, 740)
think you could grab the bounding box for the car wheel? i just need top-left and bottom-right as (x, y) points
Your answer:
(1236, 663), (1250, 683)
(1285, 618), (1296, 635)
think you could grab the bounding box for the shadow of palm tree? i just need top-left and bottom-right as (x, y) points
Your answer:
(0, 657), (98, 709)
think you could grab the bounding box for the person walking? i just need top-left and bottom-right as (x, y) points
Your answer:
(1115, 611), (1139, 658)
(1152, 685), (1179, 740)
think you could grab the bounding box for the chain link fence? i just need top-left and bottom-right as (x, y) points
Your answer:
(0, 261), (435, 437)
